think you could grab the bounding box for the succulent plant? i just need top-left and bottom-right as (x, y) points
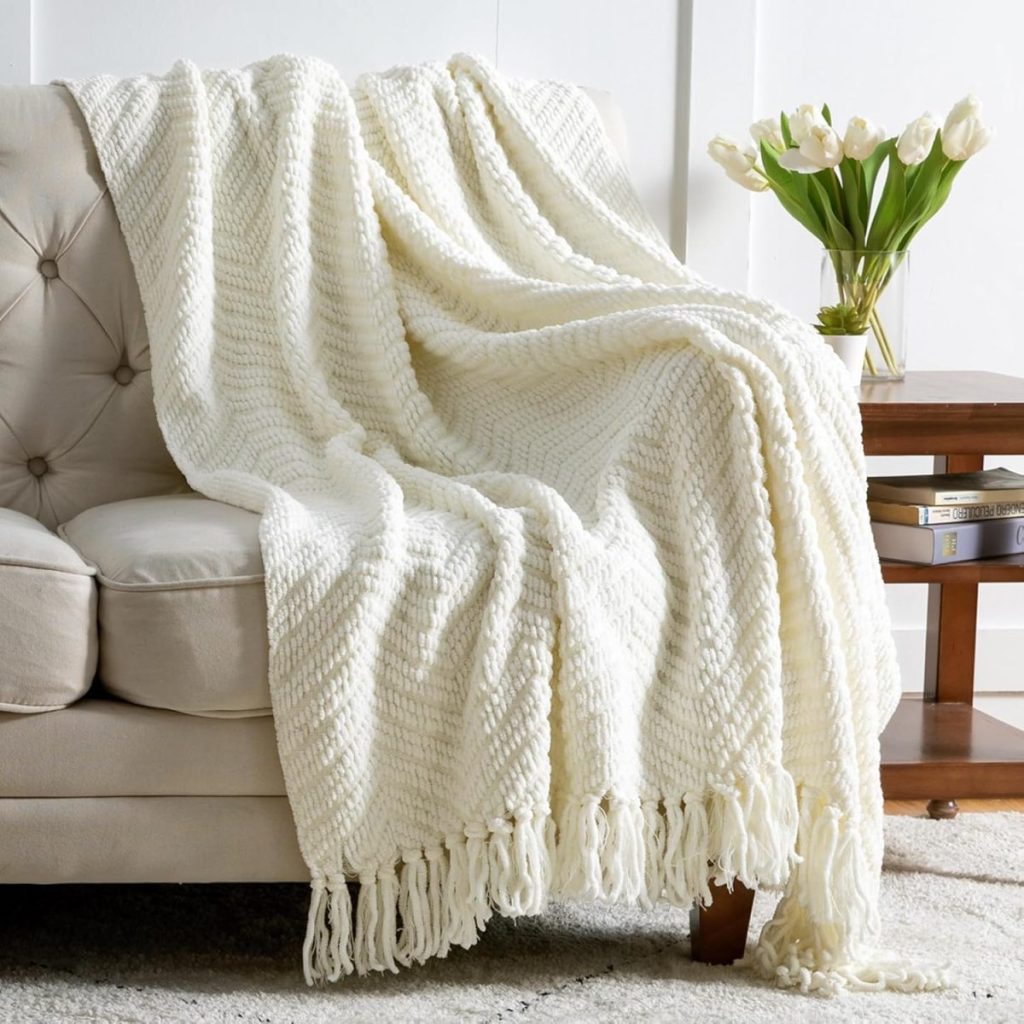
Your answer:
(814, 303), (869, 337)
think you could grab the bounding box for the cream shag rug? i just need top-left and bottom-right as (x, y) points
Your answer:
(1, 813), (1021, 1024)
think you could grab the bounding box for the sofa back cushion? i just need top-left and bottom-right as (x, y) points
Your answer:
(0, 85), (187, 530)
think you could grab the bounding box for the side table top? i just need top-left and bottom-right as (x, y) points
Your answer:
(859, 371), (1024, 410)
(859, 371), (1024, 455)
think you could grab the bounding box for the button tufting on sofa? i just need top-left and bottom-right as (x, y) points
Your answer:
(0, 84), (188, 529)
(26, 457), (49, 477)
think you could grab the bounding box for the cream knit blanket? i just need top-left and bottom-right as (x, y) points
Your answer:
(69, 55), (940, 994)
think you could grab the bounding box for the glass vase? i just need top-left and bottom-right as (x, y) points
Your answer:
(819, 249), (909, 381)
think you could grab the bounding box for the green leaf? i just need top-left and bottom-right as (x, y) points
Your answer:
(858, 138), (892, 226)
(839, 158), (866, 249)
(821, 103), (832, 126)
(809, 173), (855, 249)
(900, 133), (947, 232)
(772, 185), (832, 244)
(803, 172), (833, 235)
(759, 140), (831, 244)
(896, 159), (964, 249)
(865, 149), (906, 251)
(821, 165), (850, 224)
(780, 110), (795, 148)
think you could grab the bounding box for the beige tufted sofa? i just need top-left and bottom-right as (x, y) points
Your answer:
(0, 80), (629, 885)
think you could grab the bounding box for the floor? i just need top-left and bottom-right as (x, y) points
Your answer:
(885, 797), (1024, 814)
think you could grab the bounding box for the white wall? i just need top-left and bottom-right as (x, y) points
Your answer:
(0, 0), (681, 243)
(743, 0), (1024, 699)
(3, 0), (1021, 702)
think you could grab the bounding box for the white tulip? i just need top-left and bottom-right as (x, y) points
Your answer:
(707, 135), (758, 176)
(896, 113), (939, 165)
(801, 123), (844, 167)
(750, 116), (785, 151)
(777, 123), (844, 173)
(843, 116), (886, 160)
(945, 93), (983, 126)
(941, 94), (993, 160)
(788, 103), (827, 144)
(707, 135), (769, 191)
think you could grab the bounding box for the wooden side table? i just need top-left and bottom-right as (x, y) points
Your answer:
(860, 371), (1024, 818)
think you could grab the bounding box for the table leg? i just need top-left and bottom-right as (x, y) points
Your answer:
(920, 453), (984, 819)
(926, 799), (959, 819)
(923, 579), (978, 704)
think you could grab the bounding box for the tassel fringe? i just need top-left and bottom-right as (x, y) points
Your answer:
(746, 786), (950, 994)
(302, 772), (947, 994)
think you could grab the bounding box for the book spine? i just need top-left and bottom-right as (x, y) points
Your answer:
(920, 501), (1024, 524)
(931, 518), (1024, 564)
(932, 490), (985, 505)
(931, 489), (1024, 505)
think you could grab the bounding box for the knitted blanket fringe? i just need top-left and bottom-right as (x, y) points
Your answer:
(304, 771), (800, 983)
(67, 53), (947, 996)
(303, 779), (943, 994)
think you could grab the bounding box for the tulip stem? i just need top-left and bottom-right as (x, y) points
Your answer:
(868, 308), (900, 376)
(829, 250), (903, 378)
(863, 346), (878, 377)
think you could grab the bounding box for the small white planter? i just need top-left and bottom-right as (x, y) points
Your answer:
(823, 333), (868, 386)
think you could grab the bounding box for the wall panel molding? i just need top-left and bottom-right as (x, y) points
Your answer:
(678, 0), (758, 291)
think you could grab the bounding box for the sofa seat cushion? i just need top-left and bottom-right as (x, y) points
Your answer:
(0, 507), (97, 712)
(59, 493), (271, 717)
(0, 697), (285, 797)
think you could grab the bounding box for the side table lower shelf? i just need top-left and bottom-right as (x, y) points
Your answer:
(881, 697), (1024, 800)
(880, 554), (1024, 584)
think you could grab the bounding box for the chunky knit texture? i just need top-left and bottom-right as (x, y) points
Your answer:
(68, 55), (939, 994)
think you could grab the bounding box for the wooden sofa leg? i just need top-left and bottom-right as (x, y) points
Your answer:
(689, 880), (756, 965)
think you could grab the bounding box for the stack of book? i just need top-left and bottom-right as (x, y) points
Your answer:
(868, 467), (1024, 565)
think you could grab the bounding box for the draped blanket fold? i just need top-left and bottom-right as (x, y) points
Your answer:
(68, 54), (942, 993)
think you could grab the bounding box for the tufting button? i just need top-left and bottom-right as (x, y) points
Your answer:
(113, 365), (135, 385)
(38, 259), (59, 280)
(27, 457), (48, 477)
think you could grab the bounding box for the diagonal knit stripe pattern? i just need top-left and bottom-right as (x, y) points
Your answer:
(68, 54), (943, 994)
